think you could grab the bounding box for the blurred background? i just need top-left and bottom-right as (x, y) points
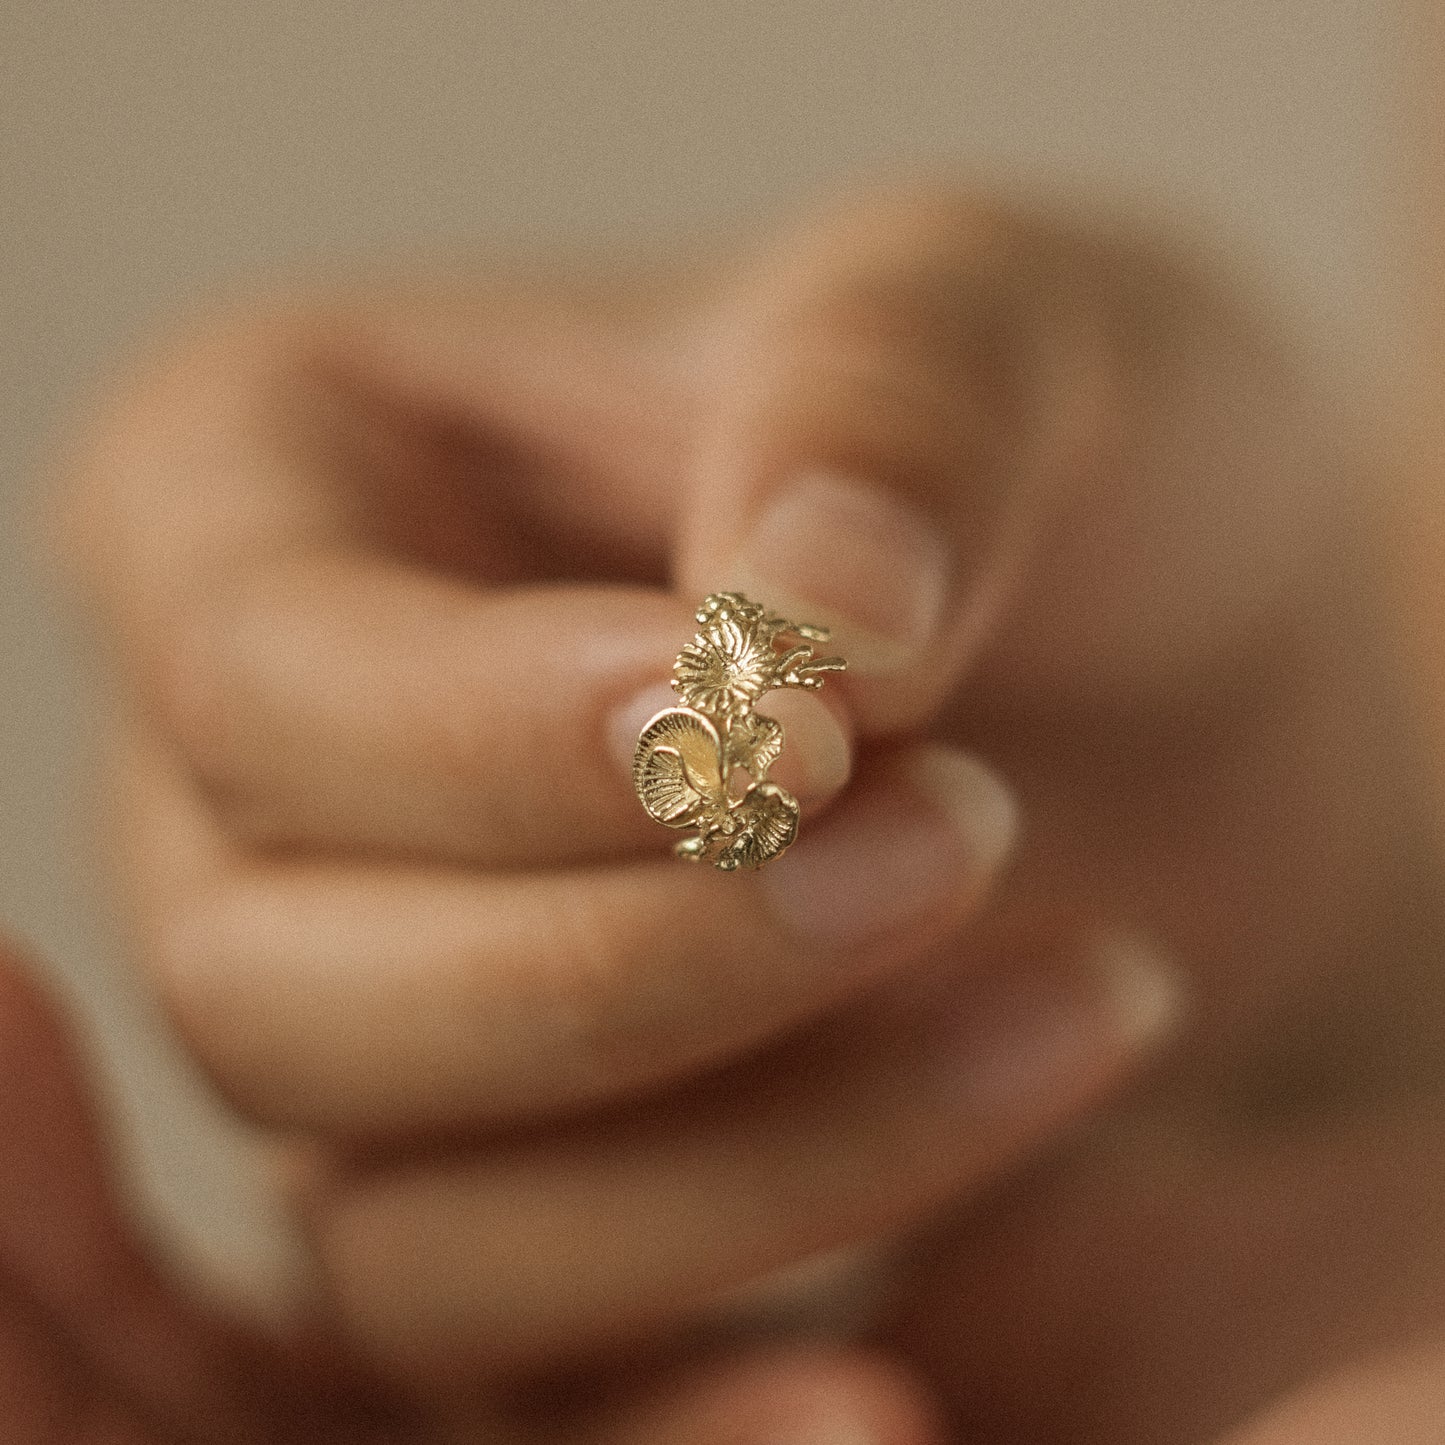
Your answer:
(0, 0), (1400, 1301)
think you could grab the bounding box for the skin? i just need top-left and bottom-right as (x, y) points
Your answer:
(37, 181), (1445, 1442)
(0, 932), (943, 1443)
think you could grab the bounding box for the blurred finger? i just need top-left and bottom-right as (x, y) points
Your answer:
(894, 1096), (1445, 1443)
(311, 925), (1181, 1377)
(157, 565), (850, 868)
(680, 191), (1099, 731)
(0, 934), (261, 1438)
(58, 276), (686, 635)
(678, 187), (1346, 730)
(57, 285), (703, 869)
(1215, 1339), (1445, 1445)
(575, 1347), (945, 1445)
(125, 736), (1018, 1132)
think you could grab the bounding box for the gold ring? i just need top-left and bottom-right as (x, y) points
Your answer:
(633, 592), (847, 870)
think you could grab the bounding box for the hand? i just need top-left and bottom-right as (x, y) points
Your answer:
(53, 182), (1444, 1441)
(7, 902), (1434, 1445)
(53, 196), (1178, 1387)
(0, 929), (957, 1444)
(679, 196), (1443, 1440)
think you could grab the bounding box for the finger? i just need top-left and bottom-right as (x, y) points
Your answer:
(124, 733), (1019, 1132)
(0, 933), (261, 1438)
(895, 1103), (1445, 1443)
(58, 274), (687, 638)
(576, 1347), (945, 1445)
(1215, 1339), (1445, 1445)
(56, 285), (707, 868)
(151, 561), (850, 867)
(678, 187), (1349, 730)
(310, 926), (1182, 1378)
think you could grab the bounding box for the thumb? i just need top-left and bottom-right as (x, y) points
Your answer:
(676, 187), (1116, 732)
(675, 185), (1346, 733)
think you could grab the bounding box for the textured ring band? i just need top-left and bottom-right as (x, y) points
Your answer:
(632, 592), (847, 870)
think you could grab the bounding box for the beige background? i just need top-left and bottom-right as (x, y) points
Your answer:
(0, 2), (1398, 1295)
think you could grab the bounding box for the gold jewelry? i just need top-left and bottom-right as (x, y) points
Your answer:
(633, 592), (847, 870)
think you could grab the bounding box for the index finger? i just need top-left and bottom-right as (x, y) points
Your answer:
(56, 278), (777, 867)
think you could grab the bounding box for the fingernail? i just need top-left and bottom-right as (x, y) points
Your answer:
(607, 680), (679, 781)
(762, 744), (1018, 943)
(752, 689), (853, 799)
(724, 472), (951, 674)
(951, 932), (1184, 1120)
(607, 682), (853, 803)
(1098, 932), (1186, 1051)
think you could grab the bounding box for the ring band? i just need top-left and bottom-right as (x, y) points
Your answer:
(633, 592), (847, 870)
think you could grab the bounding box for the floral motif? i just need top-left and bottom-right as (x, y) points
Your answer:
(673, 614), (777, 717)
(634, 592), (846, 870)
(726, 712), (784, 779)
(713, 782), (799, 871)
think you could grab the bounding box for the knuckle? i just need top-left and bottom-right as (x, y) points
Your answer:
(142, 571), (317, 850)
(142, 884), (301, 1124)
(45, 295), (333, 607)
(141, 886), (240, 1057)
(761, 178), (1236, 354)
(788, 180), (1009, 264)
(751, 181), (1021, 325)
(48, 313), (243, 542)
(147, 597), (250, 806)
(523, 872), (773, 1108)
(529, 895), (653, 1092)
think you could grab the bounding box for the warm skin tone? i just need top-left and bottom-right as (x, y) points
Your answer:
(0, 933), (941, 1443)
(30, 182), (1445, 1442)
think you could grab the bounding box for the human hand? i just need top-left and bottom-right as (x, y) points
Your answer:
(5, 914), (1437, 1445)
(0, 928), (965, 1444)
(672, 194), (1442, 1441)
(53, 194), (1181, 1389)
(56, 182), (1443, 1441)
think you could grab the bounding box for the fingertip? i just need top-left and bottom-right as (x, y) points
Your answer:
(606, 677), (854, 810)
(721, 470), (953, 679)
(596, 1347), (947, 1445)
(762, 688), (854, 803)
(901, 743), (1020, 877)
(605, 679), (681, 781)
(761, 743), (1019, 947)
